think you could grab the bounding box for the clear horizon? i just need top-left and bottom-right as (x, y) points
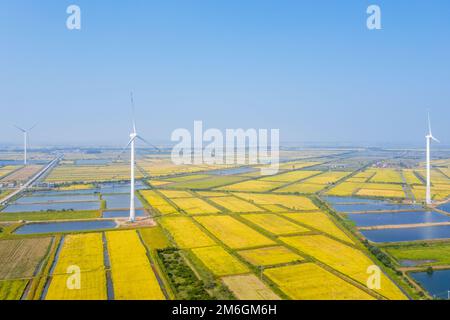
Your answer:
(1, 1), (449, 146)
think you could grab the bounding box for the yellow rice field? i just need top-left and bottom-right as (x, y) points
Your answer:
(402, 170), (423, 185)
(106, 230), (165, 300)
(259, 170), (321, 182)
(233, 193), (319, 211)
(45, 163), (140, 183)
(280, 235), (407, 300)
(241, 213), (310, 235)
(368, 169), (403, 184)
(158, 190), (193, 199)
(170, 197), (221, 214)
(264, 263), (375, 300)
(194, 216), (275, 249)
(159, 217), (216, 248)
(207, 196), (264, 212)
(140, 190), (178, 215)
(191, 246), (249, 276)
(222, 274), (281, 300)
(283, 212), (354, 244)
(218, 180), (285, 192)
(238, 246), (303, 266)
(303, 171), (350, 184)
(46, 233), (106, 300)
(276, 183), (325, 194)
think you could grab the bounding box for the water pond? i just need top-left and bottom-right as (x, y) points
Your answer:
(14, 220), (117, 235)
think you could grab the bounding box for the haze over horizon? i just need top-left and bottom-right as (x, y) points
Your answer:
(1, 1), (449, 146)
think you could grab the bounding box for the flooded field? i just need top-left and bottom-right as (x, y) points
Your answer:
(439, 202), (450, 213)
(1, 201), (100, 213)
(361, 225), (450, 243)
(102, 209), (146, 218)
(410, 269), (450, 299)
(347, 211), (450, 227)
(14, 220), (118, 235)
(16, 194), (99, 204)
(332, 202), (422, 213)
(103, 194), (142, 209)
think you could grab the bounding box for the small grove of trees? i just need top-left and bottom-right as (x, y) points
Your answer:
(363, 240), (394, 269)
(157, 248), (211, 300)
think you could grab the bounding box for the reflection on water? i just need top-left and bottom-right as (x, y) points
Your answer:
(103, 194), (142, 209)
(102, 209), (146, 218)
(347, 211), (450, 227)
(361, 225), (450, 243)
(14, 220), (117, 235)
(411, 269), (450, 299)
(1, 201), (100, 213)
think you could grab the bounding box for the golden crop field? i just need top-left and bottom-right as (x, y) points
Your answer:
(238, 246), (303, 266)
(259, 170), (321, 183)
(159, 217), (216, 248)
(356, 188), (405, 198)
(222, 274), (281, 300)
(259, 204), (287, 212)
(368, 169), (403, 184)
(412, 185), (450, 201)
(280, 235), (407, 300)
(264, 263), (374, 300)
(218, 180), (285, 192)
(416, 169), (450, 184)
(233, 193), (319, 211)
(158, 190), (193, 198)
(207, 196), (264, 212)
(283, 212), (354, 244)
(276, 182), (325, 194)
(149, 180), (173, 187)
(106, 230), (165, 300)
(57, 183), (95, 191)
(278, 161), (322, 170)
(402, 170), (423, 185)
(138, 158), (232, 177)
(303, 171), (350, 184)
(0, 165), (21, 179)
(0, 165), (43, 183)
(325, 182), (363, 196)
(192, 246), (249, 276)
(46, 163), (140, 183)
(139, 227), (171, 250)
(241, 213), (310, 235)
(140, 190), (178, 215)
(46, 233), (106, 300)
(194, 216), (275, 249)
(170, 197), (221, 214)
(196, 191), (230, 197)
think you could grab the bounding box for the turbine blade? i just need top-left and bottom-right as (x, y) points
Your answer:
(130, 92), (136, 134)
(428, 111), (433, 136)
(136, 135), (161, 152)
(13, 125), (26, 132)
(431, 136), (440, 143)
(28, 123), (38, 131)
(118, 137), (135, 158)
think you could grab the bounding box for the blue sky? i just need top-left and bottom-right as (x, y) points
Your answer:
(0, 0), (449, 146)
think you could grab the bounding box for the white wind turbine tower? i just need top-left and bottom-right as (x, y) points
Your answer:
(121, 93), (160, 222)
(425, 112), (439, 205)
(14, 124), (37, 165)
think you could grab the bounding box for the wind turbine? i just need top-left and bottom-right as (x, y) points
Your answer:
(14, 124), (37, 165)
(425, 112), (439, 205)
(121, 93), (160, 222)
